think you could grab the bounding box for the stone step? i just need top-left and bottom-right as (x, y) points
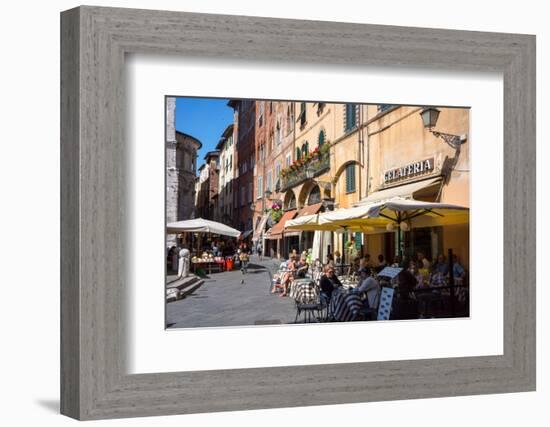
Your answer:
(166, 275), (204, 302)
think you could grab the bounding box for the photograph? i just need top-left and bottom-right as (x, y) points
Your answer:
(165, 98), (470, 328)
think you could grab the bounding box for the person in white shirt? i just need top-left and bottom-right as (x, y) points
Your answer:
(355, 268), (380, 308)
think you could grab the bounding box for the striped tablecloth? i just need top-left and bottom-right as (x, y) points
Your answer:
(329, 288), (364, 322)
(292, 280), (319, 304)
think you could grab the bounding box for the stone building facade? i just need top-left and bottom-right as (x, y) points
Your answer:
(215, 124), (236, 225)
(165, 97), (201, 247)
(195, 151), (220, 220)
(254, 101), (469, 266)
(361, 105), (470, 268)
(229, 99), (256, 235)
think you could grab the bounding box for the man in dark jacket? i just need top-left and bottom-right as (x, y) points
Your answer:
(319, 266), (342, 299)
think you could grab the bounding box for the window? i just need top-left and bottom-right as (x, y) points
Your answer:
(250, 154), (255, 170)
(296, 148), (301, 160)
(286, 192), (297, 210)
(275, 121), (281, 145)
(266, 170), (272, 192)
(258, 176), (263, 198)
(345, 104), (357, 132)
(286, 105), (292, 133)
(318, 129), (326, 147)
(345, 163), (356, 193)
(275, 162), (281, 179)
(248, 182), (253, 203)
(308, 185), (321, 205)
(285, 153), (292, 167)
(317, 102), (326, 115)
(259, 144), (265, 161)
(301, 141), (309, 157)
(269, 101), (273, 114)
(378, 104), (393, 113)
(299, 102), (306, 127)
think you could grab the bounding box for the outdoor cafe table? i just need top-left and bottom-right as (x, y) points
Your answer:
(290, 279), (318, 302)
(329, 287), (364, 322)
(191, 260), (224, 274)
(293, 280), (319, 303)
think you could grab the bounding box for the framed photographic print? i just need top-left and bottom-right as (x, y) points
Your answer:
(61, 6), (536, 420)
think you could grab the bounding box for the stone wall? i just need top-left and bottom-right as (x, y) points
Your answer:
(165, 97), (201, 248)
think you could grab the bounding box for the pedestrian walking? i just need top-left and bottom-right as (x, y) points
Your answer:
(239, 243), (250, 282)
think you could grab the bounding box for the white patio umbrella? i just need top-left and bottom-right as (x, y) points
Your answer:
(166, 218), (241, 238)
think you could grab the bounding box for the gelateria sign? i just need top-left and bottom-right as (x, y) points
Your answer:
(384, 158), (434, 183)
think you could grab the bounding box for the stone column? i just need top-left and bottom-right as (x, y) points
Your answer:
(166, 97), (178, 248)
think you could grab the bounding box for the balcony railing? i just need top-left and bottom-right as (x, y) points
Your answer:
(281, 151), (330, 190)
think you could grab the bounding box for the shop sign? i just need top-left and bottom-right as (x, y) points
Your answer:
(384, 157), (434, 183)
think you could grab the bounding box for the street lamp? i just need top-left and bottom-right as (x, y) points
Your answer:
(420, 107), (467, 149)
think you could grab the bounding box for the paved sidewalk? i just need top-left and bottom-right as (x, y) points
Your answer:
(166, 256), (299, 328)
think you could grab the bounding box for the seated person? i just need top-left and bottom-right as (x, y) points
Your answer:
(408, 260), (425, 288)
(375, 254), (387, 273)
(432, 254), (449, 275)
(451, 255), (466, 280)
(391, 255), (402, 268)
(391, 269), (419, 320)
(355, 268), (380, 308)
(319, 266), (342, 299)
(295, 256), (309, 278)
(270, 260), (290, 294)
(279, 255), (298, 297)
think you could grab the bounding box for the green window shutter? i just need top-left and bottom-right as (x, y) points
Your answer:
(345, 104), (357, 132)
(318, 129), (325, 146)
(346, 164), (356, 193)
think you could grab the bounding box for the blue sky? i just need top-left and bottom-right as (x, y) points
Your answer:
(175, 97), (233, 171)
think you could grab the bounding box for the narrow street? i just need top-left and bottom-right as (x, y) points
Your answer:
(166, 257), (298, 328)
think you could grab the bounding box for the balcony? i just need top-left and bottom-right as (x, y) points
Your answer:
(281, 151), (330, 191)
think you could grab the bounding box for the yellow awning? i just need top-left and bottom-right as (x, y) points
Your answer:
(285, 196), (469, 232)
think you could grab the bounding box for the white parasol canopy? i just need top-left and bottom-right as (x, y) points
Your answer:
(166, 218), (241, 238)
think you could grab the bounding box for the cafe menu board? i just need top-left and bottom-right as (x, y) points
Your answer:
(378, 266), (403, 279)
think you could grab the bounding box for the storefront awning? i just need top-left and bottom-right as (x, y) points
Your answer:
(354, 177), (442, 206)
(297, 202), (323, 217)
(252, 214), (269, 242)
(264, 209), (297, 240)
(240, 229), (253, 239)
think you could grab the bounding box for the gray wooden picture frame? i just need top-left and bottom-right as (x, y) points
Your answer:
(60, 5), (536, 421)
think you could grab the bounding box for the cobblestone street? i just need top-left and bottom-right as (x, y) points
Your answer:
(166, 257), (298, 328)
